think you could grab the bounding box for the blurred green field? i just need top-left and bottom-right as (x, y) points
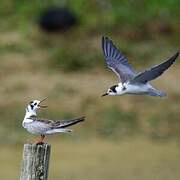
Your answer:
(1, 139), (180, 180)
(0, 0), (180, 179)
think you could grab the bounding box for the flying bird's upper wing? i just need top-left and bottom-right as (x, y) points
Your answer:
(31, 116), (85, 129)
(130, 52), (179, 84)
(102, 36), (136, 83)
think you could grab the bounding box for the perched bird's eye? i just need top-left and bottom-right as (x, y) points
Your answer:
(34, 103), (37, 106)
(30, 101), (33, 104)
(30, 105), (34, 110)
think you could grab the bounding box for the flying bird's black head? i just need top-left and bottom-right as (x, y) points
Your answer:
(101, 84), (118, 97)
(110, 85), (118, 93)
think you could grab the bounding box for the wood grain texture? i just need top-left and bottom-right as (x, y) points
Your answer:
(20, 143), (51, 180)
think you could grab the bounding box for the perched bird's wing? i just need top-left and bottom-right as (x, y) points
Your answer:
(130, 52), (179, 84)
(33, 116), (85, 129)
(27, 115), (54, 133)
(53, 116), (85, 128)
(102, 36), (136, 83)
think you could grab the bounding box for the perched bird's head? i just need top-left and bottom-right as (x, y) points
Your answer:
(26, 98), (48, 113)
(102, 84), (118, 97)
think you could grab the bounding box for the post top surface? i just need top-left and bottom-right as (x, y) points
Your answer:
(24, 143), (51, 148)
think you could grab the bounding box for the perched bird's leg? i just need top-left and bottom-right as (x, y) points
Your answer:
(41, 134), (45, 142)
(36, 135), (45, 145)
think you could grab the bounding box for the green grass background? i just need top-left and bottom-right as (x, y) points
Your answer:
(0, 0), (180, 179)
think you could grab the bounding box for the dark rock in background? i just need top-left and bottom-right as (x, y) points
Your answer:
(39, 7), (77, 33)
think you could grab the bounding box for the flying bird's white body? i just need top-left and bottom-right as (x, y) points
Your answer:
(101, 36), (179, 97)
(109, 82), (162, 96)
(117, 82), (151, 95)
(117, 83), (162, 95)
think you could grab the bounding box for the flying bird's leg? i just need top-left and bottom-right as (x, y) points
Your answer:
(122, 84), (126, 91)
(36, 135), (45, 145)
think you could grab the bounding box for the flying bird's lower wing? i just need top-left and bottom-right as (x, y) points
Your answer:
(102, 36), (136, 83)
(130, 52), (179, 84)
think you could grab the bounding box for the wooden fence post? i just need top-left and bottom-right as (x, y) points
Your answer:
(20, 143), (51, 180)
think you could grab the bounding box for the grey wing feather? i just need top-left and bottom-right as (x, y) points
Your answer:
(28, 116), (53, 133)
(56, 116), (85, 128)
(102, 36), (136, 83)
(30, 116), (53, 126)
(34, 116), (85, 129)
(130, 52), (179, 84)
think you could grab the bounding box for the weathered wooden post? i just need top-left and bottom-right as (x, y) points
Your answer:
(20, 143), (51, 180)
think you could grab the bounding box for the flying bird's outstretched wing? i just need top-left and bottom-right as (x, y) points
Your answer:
(130, 52), (179, 84)
(102, 36), (136, 83)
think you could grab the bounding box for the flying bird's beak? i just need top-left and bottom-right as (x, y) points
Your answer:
(38, 97), (48, 108)
(101, 93), (108, 97)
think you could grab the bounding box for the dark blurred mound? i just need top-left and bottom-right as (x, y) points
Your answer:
(39, 7), (77, 33)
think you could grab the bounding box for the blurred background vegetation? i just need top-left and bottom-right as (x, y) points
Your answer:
(0, 0), (180, 179)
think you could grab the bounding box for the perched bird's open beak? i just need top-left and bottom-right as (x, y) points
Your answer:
(101, 93), (108, 97)
(38, 97), (48, 108)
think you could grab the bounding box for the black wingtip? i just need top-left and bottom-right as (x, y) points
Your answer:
(102, 36), (114, 56)
(102, 36), (111, 43)
(174, 52), (179, 57)
(102, 36), (107, 55)
(102, 36), (108, 46)
(170, 52), (179, 61)
(175, 52), (179, 58)
(77, 116), (86, 122)
(102, 36), (105, 40)
(102, 36), (108, 40)
(102, 36), (105, 47)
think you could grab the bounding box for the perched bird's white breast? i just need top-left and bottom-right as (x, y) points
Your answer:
(23, 119), (49, 135)
(22, 118), (33, 128)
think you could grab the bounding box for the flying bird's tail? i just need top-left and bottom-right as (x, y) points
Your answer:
(148, 89), (167, 97)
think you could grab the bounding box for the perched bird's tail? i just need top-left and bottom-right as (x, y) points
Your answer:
(46, 128), (72, 134)
(58, 116), (85, 128)
(45, 116), (85, 134)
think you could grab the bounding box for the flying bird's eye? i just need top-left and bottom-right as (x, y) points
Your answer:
(122, 86), (126, 91)
(110, 85), (117, 93)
